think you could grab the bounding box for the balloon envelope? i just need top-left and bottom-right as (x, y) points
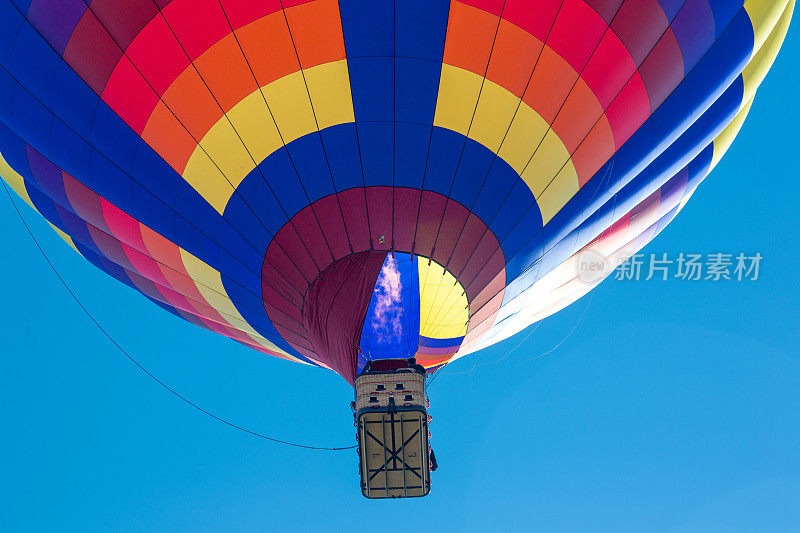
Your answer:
(0, 0), (793, 383)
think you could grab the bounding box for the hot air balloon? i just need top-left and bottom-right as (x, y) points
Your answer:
(0, 0), (793, 498)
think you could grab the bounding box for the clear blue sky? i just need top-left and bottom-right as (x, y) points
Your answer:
(1, 31), (799, 533)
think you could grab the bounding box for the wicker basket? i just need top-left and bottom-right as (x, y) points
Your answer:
(355, 368), (426, 412)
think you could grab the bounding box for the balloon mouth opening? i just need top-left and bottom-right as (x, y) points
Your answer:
(297, 250), (470, 383)
(259, 187), (506, 379)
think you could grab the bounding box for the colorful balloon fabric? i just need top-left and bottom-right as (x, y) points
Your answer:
(0, 0), (793, 383)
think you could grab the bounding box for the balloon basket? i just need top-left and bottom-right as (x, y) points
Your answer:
(354, 358), (432, 498)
